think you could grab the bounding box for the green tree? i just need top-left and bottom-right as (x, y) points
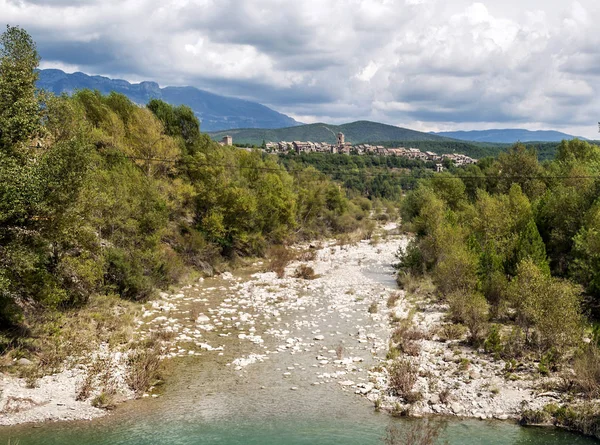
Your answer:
(0, 25), (40, 152)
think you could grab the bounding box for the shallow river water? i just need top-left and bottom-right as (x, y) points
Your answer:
(1, 236), (597, 444)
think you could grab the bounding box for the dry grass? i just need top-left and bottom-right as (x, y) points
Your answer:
(126, 338), (164, 396)
(573, 345), (600, 399)
(368, 302), (378, 314)
(388, 360), (418, 398)
(437, 323), (467, 342)
(387, 292), (402, 309)
(3, 295), (138, 378)
(390, 321), (425, 357)
(268, 245), (295, 278)
(91, 391), (116, 410)
(0, 397), (40, 415)
(294, 264), (317, 280)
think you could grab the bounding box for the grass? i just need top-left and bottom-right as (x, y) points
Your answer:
(1, 294), (138, 378)
(573, 344), (600, 398)
(91, 391), (116, 410)
(126, 336), (165, 396)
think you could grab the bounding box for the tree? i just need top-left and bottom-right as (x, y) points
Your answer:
(509, 259), (583, 355)
(0, 25), (41, 152)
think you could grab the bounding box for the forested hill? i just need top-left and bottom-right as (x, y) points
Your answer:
(36, 69), (300, 132)
(208, 121), (452, 145)
(434, 128), (585, 143)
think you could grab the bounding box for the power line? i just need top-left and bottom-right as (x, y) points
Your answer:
(119, 155), (600, 181)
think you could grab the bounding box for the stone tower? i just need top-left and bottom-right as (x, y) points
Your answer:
(337, 132), (345, 146)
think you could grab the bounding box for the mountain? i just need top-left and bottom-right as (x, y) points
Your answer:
(433, 129), (584, 143)
(36, 69), (301, 132)
(209, 121), (452, 145)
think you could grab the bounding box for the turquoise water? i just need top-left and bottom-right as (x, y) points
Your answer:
(0, 359), (595, 445)
(0, 408), (596, 445)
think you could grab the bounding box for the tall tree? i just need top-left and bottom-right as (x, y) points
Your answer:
(0, 25), (40, 152)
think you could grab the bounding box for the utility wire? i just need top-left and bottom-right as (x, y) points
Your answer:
(119, 155), (600, 181)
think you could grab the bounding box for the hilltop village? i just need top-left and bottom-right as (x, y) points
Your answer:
(220, 132), (477, 167)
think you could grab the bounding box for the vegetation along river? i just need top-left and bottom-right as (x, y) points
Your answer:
(1, 231), (596, 444)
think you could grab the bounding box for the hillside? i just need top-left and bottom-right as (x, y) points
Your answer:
(209, 121), (451, 145)
(434, 129), (584, 143)
(37, 69), (300, 132)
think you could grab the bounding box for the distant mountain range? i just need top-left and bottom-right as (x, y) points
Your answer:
(36, 69), (300, 132)
(209, 121), (451, 145)
(433, 129), (584, 143)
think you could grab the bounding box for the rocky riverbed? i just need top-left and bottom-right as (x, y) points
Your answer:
(0, 222), (584, 427)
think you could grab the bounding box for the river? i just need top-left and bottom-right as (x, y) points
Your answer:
(1, 232), (596, 444)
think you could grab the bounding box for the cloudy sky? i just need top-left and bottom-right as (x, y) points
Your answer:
(2, 0), (600, 137)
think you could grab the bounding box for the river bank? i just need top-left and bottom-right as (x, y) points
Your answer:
(0, 222), (597, 443)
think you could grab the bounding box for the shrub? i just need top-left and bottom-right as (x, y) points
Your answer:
(447, 291), (489, 345)
(439, 388), (452, 404)
(437, 323), (467, 342)
(368, 302), (378, 314)
(126, 342), (163, 396)
(484, 324), (503, 356)
(502, 326), (525, 359)
(387, 292), (402, 308)
(434, 246), (478, 296)
(388, 360), (417, 398)
(294, 264), (317, 280)
(554, 403), (600, 439)
(520, 409), (551, 425)
(509, 259), (583, 355)
(573, 344), (600, 398)
(269, 245), (295, 278)
(91, 392), (116, 410)
(104, 248), (154, 301)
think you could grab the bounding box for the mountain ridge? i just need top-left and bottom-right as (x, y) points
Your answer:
(36, 69), (301, 132)
(433, 129), (585, 143)
(209, 121), (453, 145)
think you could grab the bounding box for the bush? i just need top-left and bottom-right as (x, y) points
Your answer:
(91, 392), (116, 410)
(484, 324), (503, 356)
(387, 292), (402, 308)
(104, 248), (154, 301)
(509, 259), (583, 355)
(268, 245), (295, 278)
(434, 246), (478, 296)
(554, 403), (600, 439)
(294, 264), (317, 280)
(520, 408), (551, 425)
(447, 291), (489, 344)
(437, 323), (467, 342)
(573, 344), (600, 398)
(126, 341), (163, 396)
(388, 360), (417, 398)
(368, 302), (378, 314)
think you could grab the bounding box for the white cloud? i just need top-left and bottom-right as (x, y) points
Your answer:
(1, 0), (600, 137)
